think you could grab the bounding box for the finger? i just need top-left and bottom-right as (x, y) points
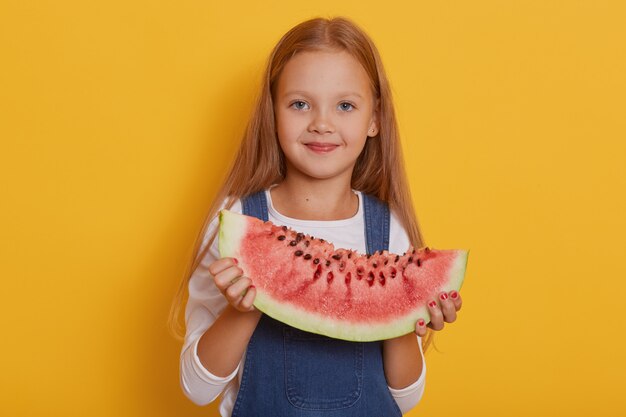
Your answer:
(415, 318), (427, 337)
(208, 257), (238, 276)
(427, 300), (444, 330)
(225, 276), (253, 302)
(213, 265), (244, 291)
(439, 292), (457, 323)
(449, 290), (462, 311)
(238, 285), (257, 312)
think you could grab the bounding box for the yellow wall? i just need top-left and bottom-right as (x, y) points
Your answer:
(1, 1), (625, 416)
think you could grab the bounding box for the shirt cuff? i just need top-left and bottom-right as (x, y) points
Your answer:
(191, 337), (240, 383)
(388, 363), (426, 397)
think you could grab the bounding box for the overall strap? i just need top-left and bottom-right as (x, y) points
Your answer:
(241, 190), (269, 220)
(362, 193), (390, 254)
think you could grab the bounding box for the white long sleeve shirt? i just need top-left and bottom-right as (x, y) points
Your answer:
(180, 189), (426, 416)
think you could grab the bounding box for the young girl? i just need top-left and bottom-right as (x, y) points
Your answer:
(170, 16), (462, 416)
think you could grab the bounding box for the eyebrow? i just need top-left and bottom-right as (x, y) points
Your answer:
(282, 90), (363, 99)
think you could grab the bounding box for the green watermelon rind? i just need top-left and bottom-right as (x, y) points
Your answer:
(218, 209), (469, 342)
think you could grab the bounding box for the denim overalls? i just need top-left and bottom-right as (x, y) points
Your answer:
(232, 190), (402, 417)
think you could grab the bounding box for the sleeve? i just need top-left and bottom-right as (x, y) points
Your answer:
(179, 199), (243, 406)
(387, 209), (427, 412)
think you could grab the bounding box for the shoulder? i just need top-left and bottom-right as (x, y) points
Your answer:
(358, 192), (410, 255)
(389, 208), (411, 254)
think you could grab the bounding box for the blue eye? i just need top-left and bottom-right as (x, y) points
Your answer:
(291, 101), (308, 110)
(339, 102), (354, 111)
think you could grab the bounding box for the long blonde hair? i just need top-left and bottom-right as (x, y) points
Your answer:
(168, 16), (435, 352)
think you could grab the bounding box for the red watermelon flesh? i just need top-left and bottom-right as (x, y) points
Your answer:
(218, 209), (468, 341)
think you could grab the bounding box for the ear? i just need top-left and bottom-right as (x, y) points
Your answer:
(367, 98), (380, 137)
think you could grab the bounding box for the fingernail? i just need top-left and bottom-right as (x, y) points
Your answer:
(440, 293), (448, 301)
(417, 319), (425, 327)
(450, 291), (458, 299)
(233, 258), (238, 265)
(428, 301), (437, 308)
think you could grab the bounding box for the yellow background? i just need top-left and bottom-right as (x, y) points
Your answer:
(1, 1), (625, 416)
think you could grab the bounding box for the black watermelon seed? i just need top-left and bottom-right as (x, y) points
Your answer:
(277, 235), (286, 241)
(384, 259), (388, 265)
(347, 252), (352, 259)
(304, 240), (310, 247)
(417, 258), (422, 267)
(294, 250), (303, 256)
(372, 262), (377, 268)
(325, 260), (331, 267)
(320, 239), (325, 243)
(295, 233), (304, 242)
(304, 254), (312, 260)
(282, 226), (288, 231)
(332, 254), (341, 260)
(313, 258), (320, 264)
(367, 254), (372, 259)
(394, 255), (399, 263)
(289, 241), (297, 246)
(408, 257), (413, 263)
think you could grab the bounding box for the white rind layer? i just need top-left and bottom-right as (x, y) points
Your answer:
(218, 209), (469, 342)
(218, 210), (247, 259)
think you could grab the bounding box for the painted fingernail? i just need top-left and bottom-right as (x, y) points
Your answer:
(450, 291), (458, 299)
(440, 293), (448, 301)
(417, 319), (425, 327)
(428, 301), (437, 308)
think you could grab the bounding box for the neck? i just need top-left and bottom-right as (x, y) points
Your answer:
(270, 172), (358, 221)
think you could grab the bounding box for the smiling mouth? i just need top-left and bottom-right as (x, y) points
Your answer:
(305, 142), (339, 153)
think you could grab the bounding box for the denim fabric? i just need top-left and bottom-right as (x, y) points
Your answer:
(232, 191), (402, 417)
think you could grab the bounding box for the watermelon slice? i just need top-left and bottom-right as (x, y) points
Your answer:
(218, 209), (468, 342)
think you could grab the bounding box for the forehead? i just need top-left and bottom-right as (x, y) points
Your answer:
(276, 50), (373, 98)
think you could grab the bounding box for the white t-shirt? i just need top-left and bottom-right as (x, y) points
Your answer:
(180, 189), (426, 416)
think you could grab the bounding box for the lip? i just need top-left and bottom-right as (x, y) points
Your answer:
(304, 142), (339, 154)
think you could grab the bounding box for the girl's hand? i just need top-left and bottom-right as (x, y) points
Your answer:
(208, 258), (257, 312)
(415, 290), (462, 337)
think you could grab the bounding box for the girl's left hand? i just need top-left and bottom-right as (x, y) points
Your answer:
(415, 290), (462, 337)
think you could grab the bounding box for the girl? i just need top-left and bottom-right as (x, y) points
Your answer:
(169, 16), (463, 416)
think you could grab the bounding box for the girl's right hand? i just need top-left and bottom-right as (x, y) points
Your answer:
(208, 258), (257, 312)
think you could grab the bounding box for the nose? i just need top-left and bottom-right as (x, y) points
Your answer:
(307, 108), (335, 134)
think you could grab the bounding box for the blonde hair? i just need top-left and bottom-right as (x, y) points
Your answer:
(168, 16), (435, 352)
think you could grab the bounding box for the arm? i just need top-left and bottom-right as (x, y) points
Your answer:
(382, 334), (427, 413)
(382, 333), (424, 389)
(180, 257), (260, 405)
(180, 201), (260, 405)
(383, 290), (464, 412)
(196, 302), (260, 377)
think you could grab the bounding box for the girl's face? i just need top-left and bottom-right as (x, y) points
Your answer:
(273, 50), (379, 182)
